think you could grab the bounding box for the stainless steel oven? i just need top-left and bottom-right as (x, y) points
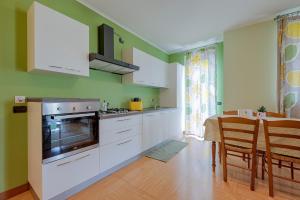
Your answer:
(42, 100), (99, 164)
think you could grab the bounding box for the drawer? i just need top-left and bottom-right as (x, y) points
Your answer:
(100, 115), (142, 132)
(43, 148), (99, 199)
(99, 135), (141, 173)
(100, 124), (141, 146)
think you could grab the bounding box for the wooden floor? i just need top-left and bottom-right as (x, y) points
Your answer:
(9, 139), (300, 200)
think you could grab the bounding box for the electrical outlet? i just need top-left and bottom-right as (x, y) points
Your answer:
(15, 96), (26, 104)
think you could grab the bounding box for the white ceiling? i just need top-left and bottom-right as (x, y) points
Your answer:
(78, 0), (300, 54)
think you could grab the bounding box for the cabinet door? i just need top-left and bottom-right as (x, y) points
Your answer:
(159, 111), (169, 141)
(99, 135), (141, 173)
(28, 2), (89, 76)
(132, 48), (151, 85)
(43, 148), (99, 199)
(169, 109), (183, 140)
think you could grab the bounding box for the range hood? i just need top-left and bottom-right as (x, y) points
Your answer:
(89, 24), (140, 75)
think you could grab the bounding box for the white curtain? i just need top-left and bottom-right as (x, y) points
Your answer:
(185, 48), (216, 138)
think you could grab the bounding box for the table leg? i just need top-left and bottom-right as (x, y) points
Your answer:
(212, 141), (216, 172)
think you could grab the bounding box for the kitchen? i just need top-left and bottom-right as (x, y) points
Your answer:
(2, 0), (300, 200)
(1, 1), (185, 199)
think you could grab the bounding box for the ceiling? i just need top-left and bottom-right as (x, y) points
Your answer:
(78, 0), (300, 54)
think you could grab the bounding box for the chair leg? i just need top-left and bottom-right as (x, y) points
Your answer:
(267, 154), (274, 197)
(278, 160), (282, 168)
(262, 154), (265, 180)
(291, 162), (294, 180)
(212, 141), (216, 172)
(218, 142), (222, 163)
(250, 152), (257, 191)
(222, 149), (227, 182)
(247, 154), (250, 169)
(256, 154), (259, 178)
(243, 153), (245, 161)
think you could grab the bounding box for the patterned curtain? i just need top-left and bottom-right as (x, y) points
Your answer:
(185, 48), (216, 138)
(278, 14), (300, 118)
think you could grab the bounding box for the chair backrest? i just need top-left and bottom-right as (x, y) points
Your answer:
(218, 117), (260, 151)
(223, 110), (238, 115)
(263, 120), (300, 159)
(223, 110), (256, 116)
(266, 112), (286, 118)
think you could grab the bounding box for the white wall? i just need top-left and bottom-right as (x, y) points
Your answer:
(223, 20), (277, 112)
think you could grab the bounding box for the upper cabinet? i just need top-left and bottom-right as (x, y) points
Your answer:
(160, 63), (185, 108)
(27, 2), (89, 77)
(122, 48), (169, 88)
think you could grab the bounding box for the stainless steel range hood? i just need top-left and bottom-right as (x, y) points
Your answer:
(89, 24), (139, 75)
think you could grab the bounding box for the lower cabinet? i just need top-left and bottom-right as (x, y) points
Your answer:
(42, 148), (99, 199)
(142, 109), (183, 151)
(142, 112), (161, 151)
(99, 135), (141, 173)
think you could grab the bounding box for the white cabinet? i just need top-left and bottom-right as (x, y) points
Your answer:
(99, 115), (142, 173)
(168, 109), (183, 140)
(99, 135), (141, 173)
(160, 63), (185, 108)
(142, 112), (162, 151)
(122, 47), (169, 88)
(43, 148), (99, 199)
(27, 2), (89, 76)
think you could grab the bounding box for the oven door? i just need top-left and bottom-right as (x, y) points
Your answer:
(42, 112), (99, 164)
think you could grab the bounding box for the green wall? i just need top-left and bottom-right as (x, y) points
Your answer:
(0, 0), (169, 192)
(169, 42), (224, 114)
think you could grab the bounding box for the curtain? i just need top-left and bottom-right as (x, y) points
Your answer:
(278, 14), (300, 118)
(185, 48), (216, 138)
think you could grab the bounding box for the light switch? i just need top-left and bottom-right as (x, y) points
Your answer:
(15, 96), (26, 104)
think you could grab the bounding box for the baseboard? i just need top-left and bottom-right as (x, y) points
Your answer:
(0, 183), (30, 200)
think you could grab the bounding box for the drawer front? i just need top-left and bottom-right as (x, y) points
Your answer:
(43, 148), (99, 199)
(99, 135), (141, 173)
(100, 124), (141, 146)
(100, 115), (142, 132)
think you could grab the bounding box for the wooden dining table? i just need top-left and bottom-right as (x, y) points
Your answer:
(203, 115), (300, 171)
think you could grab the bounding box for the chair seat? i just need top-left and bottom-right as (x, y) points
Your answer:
(271, 153), (300, 165)
(225, 144), (253, 154)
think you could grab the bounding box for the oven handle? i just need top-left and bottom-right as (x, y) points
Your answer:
(53, 113), (96, 120)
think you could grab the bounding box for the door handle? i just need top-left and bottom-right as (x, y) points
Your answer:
(116, 129), (131, 134)
(117, 118), (130, 122)
(75, 154), (90, 161)
(57, 160), (72, 167)
(117, 139), (132, 146)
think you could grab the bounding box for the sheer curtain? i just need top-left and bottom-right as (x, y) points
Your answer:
(185, 47), (216, 138)
(278, 14), (300, 118)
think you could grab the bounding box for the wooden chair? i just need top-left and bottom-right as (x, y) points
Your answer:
(253, 112), (286, 118)
(262, 120), (300, 197)
(223, 110), (238, 115)
(218, 117), (260, 191)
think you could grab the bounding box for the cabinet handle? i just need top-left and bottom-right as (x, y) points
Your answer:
(117, 139), (132, 146)
(56, 154), (90, 167)
(49, 65), (63, 69)
(57, 160), (72, 167)
(117, 118), (130, 122)
(116, 129), (131, 134)
(75, 154), (90, 161)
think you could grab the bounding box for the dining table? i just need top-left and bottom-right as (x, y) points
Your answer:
(203, 115), (300, 171)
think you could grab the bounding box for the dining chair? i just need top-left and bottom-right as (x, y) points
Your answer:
(252, 112), (286, 118)
(218, 117), (260, 191)
(262, 119), (300, 197)
(223, 110), (238, 115)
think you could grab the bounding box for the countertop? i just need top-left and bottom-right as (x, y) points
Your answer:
(99, 107), (177, 120)
(27, 97), (100, 102)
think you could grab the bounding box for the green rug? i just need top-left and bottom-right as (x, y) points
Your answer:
(145, 140), (188, 162)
